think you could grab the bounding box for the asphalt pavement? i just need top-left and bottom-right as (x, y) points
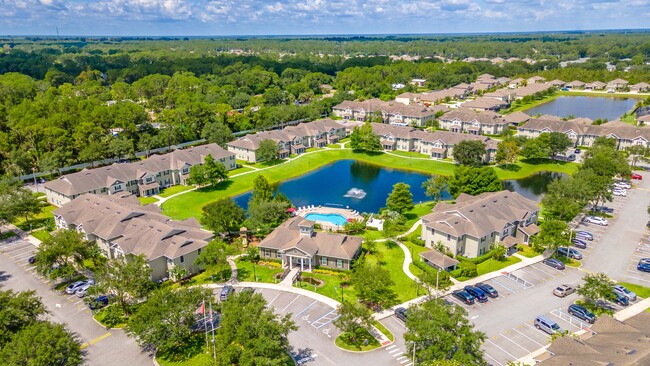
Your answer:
(0, 239), (152, 366)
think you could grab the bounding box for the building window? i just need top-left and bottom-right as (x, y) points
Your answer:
(336, 259), (343, 268)
(197, 248), (201, 255)
(321, 257), (327, 266)
(264, 249), (270, 257)
(179, 255), (184, 263)
(447, 234), (451, 240)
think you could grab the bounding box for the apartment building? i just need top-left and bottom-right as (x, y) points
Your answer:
(332, 99), (437, 127)
(227, 119), (347, 163)
(45, 144), (236, 206)
(421, 191), (540, 258)
(54, 194), (212, 281)
(438, 108), (509, 135)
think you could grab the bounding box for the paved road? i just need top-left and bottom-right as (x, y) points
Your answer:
(0, 239), (152, 366)
(581, 172), (650, 282)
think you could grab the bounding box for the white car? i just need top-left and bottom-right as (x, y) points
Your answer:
(613, 189), (627, 197)
(584, 216), (608, 226)
(614, 181), (631, 189)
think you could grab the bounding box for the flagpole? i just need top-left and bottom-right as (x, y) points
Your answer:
(203, 299), (208, 352)
(210, 300), (216, 363)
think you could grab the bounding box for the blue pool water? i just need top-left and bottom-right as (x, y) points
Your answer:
(304, 213), (349, 226)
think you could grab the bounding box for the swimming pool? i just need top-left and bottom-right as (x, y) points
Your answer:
(304, 213), (349, 227)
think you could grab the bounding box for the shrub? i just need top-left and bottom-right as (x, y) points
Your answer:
(95, 304), (128, 328)
(457, 249), (495, 265)
(260, 260), (282, 268)
(449, 268), (462, 278)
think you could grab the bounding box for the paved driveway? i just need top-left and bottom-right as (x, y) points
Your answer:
(0, 239), (152, 366)
(581, 173), (650, 283)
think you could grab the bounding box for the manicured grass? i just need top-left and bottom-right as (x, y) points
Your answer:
(158, 185), (195, 198)
(518, 244), (542, 258)
(389, 150), (430, 159)
(31, 229), (51, 242)
(403, 204), (434, 231)
(477, 256), (521, 276)
(367, 241), (424, 303)
(575, 299), (614, 316)
(236, 259), (284, 284)
(620, 114), (637, 125)
(157, 353), (213, 366)
(335, 330), (381, 351)
(617, 282), (650, 299)
(162, 149), (579, 221)
(138, 196), (159, 205)
(558, 90), (646, 99)
(555, 256), (581, 268)
(296, 271), (355, 303)
(13, 204), (56, 231)
(373, 321), (395, 342)
(507, 94), (559, 114)
(93, 304), (128, 329)
(228, 165), (255, 177)
(493, 158), (579, 178)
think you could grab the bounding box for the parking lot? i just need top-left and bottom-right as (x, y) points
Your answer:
(0, 238), (151, 366)
(224, 286), (405, 366)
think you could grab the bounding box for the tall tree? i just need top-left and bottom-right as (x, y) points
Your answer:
(201, 122), (233, 148)
(577, 272), (615, 304)
(452, 140), (486, 167)
(351, 261), (398, 309)
(202, 154), (228, 186)
(0, 289), (47, 345)
(385, 182), (414, 214)
(0, 321), (82, 366)
(93, 254), (154, 316)
(127, 286), (212, 356)
(201, 198), (246, 234)
(34, 229), (98, 281)
(520, 134), (551, 160)
(448, 166), (502, 198)
(257, 139), (279, 162)
(548, 132), (573, 158)
(529, 220), (570, 253)
(350, 122), (381, 151)
(216, 291), (297, 365)
(333, 301), (374, 346)
(625, 145), (649, 167)
(195, 239), (235, 279)
(405, 299), (486, 366)
(249, 175), (275, 207)
(541, 177), (585, 221)
(422, 175), (449, 202)
(495, 139), (520, 167)
(187, 164), (208, 187)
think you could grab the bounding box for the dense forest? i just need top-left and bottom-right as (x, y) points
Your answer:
(0, 33), (649, 177)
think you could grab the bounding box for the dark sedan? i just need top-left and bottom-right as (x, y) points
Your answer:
(542, 258), (565, 270)
(475, 282), (499, 298)
(394, 307), (408, 322)
(568, 304), (596, 324)
(571, 239), (587, 249)
(464, 285), (488, 303)
(452, 290), (475, 305)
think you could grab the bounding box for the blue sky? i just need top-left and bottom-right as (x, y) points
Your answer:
(1, 0), (649, 36)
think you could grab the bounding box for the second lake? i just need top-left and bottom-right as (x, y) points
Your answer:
(524, 96), (637, 121)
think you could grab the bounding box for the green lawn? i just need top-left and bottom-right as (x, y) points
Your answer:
(162, 149), (579, 221)
(366, 241), (424, 303)
(620, 114), (637, 125)
(236, 260), (284, 283)
(138, 196), (159, 205)
(296, 271), (354, 303)
(517, 244), (542, 258)
(618, 282), (650, 299)
(157, 353), (213, 366)
(403, 204), (434, 231)
(228, 165), (255, 177)
(335, 330), (381, 351)
(13, 204), (56, 231)
(558, 90), (647, 99)
(477, 256), (521, 276)
(31, 229), (51, 242)
(158, 185), (195, 198)
(389, 150), (430, 159)
(505, 94), (559, 114)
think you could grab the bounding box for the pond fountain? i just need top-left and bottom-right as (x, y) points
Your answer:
(343, 188), (367, 199)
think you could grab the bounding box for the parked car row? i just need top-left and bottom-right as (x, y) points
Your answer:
(452, 283), (499, 305)
(65, 279), (94, 297)
(584, 216), (608, 226)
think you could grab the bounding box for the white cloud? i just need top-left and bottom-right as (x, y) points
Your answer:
(0, 0), (647, 35)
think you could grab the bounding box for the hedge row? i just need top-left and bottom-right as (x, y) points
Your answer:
(456, 249), (495, 265)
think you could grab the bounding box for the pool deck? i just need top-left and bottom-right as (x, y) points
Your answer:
(295, 206), (363, 230)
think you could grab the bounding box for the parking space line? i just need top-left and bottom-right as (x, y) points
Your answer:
(490, 278), (516, 293)
(267, 292), (282, 306)
(531, 264), (561, 276)
(485, 339), (518, 359)
(294, 301), (318, 317)
(389, 348), (401, 354)
(315, 315), (339, 329)
(500, 333), (531, 353)
(279, 295), (300, 313)
(483, 352), (504, 366)
(512, 328), (544, 347)
(312, 309), (336, 324)
(385, 345), (396, 350)
(518, 268), (547, 281)
(624, 274), (650, 283)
